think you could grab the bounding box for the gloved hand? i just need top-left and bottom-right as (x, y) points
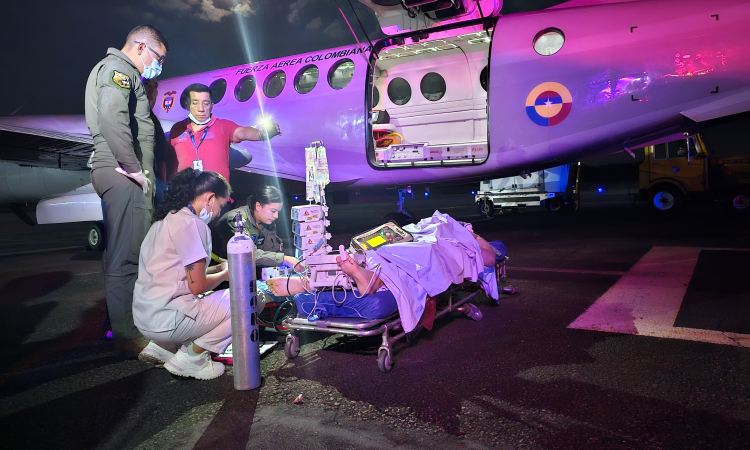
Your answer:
(115, 167), (151, 195)
(258, 122), (281, 140)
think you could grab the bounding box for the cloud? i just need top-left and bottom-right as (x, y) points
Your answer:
(231, 2), (255, 17)
(196, 0), (231, 21)
(288, 0), (310, 24)
(306, 16), (322, 31)
(148, 0), (255, 22)
(324, 21), (346, 38)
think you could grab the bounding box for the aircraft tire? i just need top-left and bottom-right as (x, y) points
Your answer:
(477, 200), (494, 217)
(649, 185), (682, 213)
(87, 222), (105, 251)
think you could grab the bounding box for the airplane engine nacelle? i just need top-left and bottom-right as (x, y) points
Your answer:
(0, 162), (90, 204)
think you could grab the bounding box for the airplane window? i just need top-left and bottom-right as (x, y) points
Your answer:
(328, 59), (355, 90)
(533, 28), (565, 56)
(295, 65), (319, 94)
(388, 78), (411, 106)
(209, 79), (227, 104)
(420, 72), (446, 102)
(235, 75), (256, 102)
(480, 66), (488, 92)
(373, 86), (380, 107)
(264, 70), (286, 98)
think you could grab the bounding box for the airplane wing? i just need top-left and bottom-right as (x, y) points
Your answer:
(0, 116), (92, 170)
(680, 86), (750, 123)
(0, 114), (253, 172)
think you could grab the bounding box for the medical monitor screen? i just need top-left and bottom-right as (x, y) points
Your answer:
(366, 235), (388, 248)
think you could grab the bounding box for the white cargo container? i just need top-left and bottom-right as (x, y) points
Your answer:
(475, 163), (580, 216)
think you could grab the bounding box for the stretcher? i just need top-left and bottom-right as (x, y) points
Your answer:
(281, 253), (516, 373)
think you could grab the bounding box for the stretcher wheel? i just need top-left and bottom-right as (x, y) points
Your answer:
(284, 334), (300, 359)
(377, 348), (392, 373)
(501, 286), (517, 295)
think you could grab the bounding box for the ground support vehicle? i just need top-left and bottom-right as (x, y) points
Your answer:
(639, 135), (750, 213)
(475, 163), (580, 216)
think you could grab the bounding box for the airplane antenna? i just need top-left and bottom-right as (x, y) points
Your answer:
(475, 0), (491, 36)
(333, 0), (375, 69)
(10, 96), (36, 116)
(346, 0), (375, 52)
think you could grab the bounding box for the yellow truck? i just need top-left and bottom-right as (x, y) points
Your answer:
(640, 134), (750, 212)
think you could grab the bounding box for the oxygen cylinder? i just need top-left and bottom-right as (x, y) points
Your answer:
(227, 213), (261, 390)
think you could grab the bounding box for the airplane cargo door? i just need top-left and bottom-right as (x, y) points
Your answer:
(369, 31), (491, 169)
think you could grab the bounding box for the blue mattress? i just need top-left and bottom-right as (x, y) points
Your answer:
(293, 288), (398, 320)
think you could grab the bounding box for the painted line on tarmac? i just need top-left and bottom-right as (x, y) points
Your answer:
(568, 246), (750, 347)
(511, 267), (626, 276)
(0, 246), (83, 258)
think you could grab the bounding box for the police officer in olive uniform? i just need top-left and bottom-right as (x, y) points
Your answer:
(84, 25), (169, 358)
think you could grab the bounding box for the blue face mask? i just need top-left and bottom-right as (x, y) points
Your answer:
(198, 197), (215, 224)
(198, 199), (214, 225)
(188, 112), (211, 125)
(139, 49), (163, 80)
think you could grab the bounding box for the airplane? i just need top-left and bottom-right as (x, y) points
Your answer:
(1, 0), (749, 233)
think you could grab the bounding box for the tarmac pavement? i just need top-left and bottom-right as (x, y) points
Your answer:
(0, 191), (748, 449)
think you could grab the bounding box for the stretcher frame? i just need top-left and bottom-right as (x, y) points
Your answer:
(282, 257), (515, 373)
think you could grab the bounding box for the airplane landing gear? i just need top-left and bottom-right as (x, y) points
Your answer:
(384, 187), (416, 226)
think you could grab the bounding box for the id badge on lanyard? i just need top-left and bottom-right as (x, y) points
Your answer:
(189, 125), (210, 174)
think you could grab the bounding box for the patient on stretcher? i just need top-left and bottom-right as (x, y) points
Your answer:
(266, 225), (498, 297)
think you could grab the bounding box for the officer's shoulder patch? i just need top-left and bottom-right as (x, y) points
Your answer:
(111, 70), (131, 89)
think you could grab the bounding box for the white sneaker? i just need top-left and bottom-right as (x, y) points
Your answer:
(138, 341), (175, 366)
(164, 346), (225, 380)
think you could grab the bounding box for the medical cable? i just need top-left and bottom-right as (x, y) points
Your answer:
(331, 272), (348, 306)
(271, 298), (295, 334)
(352, 265), (381, 299)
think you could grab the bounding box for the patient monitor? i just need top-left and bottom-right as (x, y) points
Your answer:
(305, 252), (365, 290)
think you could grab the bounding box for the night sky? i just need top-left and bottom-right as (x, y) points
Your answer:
(2, 0), (566, 116)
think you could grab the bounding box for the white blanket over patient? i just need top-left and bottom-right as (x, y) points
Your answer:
(365, 211), (499, 333)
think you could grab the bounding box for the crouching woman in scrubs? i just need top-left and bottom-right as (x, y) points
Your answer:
(133, 168), (231, 380)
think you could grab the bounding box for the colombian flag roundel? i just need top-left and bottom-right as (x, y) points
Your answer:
(525, 82), (572, 127)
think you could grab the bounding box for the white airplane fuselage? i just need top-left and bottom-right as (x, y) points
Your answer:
(151, 0), (750, 189)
